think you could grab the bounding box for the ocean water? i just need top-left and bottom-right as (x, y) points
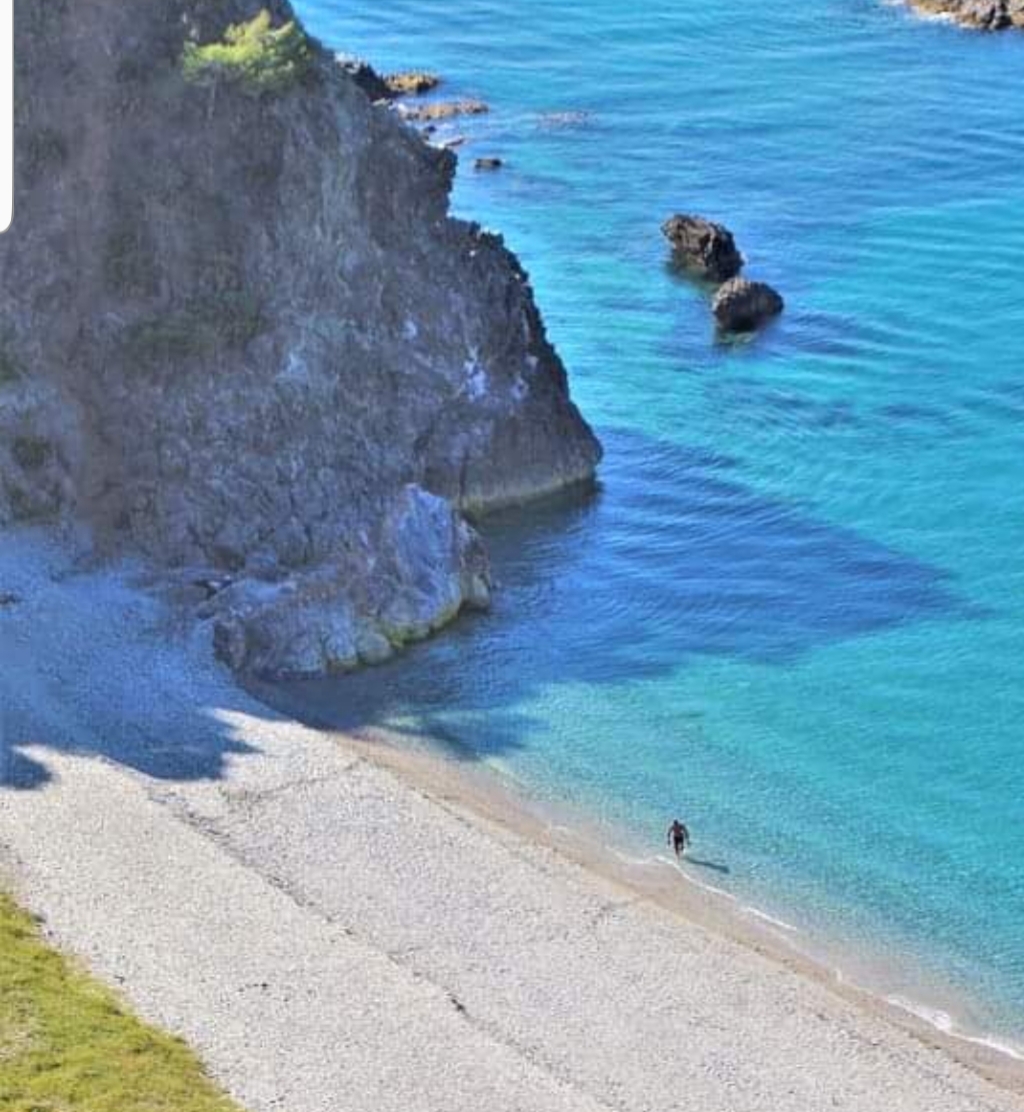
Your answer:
(293, 0), (1024, 1046)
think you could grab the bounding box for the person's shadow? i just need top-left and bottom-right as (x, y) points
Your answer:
(684, 856), (730, 875)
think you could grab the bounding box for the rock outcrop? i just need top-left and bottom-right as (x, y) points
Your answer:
(334, 54), (393, 102)
(662, 215), (744, 283)
(384, 71), (442, 96)
(0, 0), (601, 676)
(909, 0), (1024, 28)
(207, 485), (491, 675)
(661, 214), (783, 333)
(712, 279), (785, 333)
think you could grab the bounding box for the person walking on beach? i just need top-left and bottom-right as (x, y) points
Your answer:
(667, 818), (690, 859)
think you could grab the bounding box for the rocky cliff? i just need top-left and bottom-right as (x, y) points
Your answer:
(0, 0), (601, 676)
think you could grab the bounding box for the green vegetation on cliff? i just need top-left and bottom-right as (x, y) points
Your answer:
(0, 892), (242, 1112)
(182, 9), (311, 92)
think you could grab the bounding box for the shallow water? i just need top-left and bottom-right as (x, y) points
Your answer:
(293, 0), (1024, 1045)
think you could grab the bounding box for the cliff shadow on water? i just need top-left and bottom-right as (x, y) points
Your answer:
(266, 427), (977, 765)
(2, 425), (975, 791)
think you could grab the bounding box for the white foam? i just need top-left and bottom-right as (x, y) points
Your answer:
(742, 905), (800, 934)
(610, 848), (662, 867)
(676, 865), (738, 903)
(883, 0), (958, 25)
(886, 994), (1024, 1061)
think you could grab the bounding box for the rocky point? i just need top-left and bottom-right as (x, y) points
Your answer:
(0, 0), (601, 677)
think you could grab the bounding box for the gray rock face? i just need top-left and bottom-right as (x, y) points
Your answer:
(711, 279), (785, 332)
(661, 215), (744, 282)
(0, 375), (74, 524)
(209, 485), (490, 678)
(909, 0), (1024, 27)
(0, 0), (601, 675)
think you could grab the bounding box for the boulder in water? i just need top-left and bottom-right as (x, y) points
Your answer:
(385, 71), (442, 96)
(662, 214), (743, 282)
(711, 279), (784, 332)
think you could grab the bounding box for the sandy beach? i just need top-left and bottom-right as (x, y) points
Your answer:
(1, 525), (1022, 1112)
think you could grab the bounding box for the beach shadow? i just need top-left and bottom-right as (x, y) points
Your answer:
(0, 747), (52, 790)
(0, 704), (263, 792)
(0, 644), (264, 792)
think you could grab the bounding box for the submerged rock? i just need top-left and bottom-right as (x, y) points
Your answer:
(384, 71), (441, 96)
(537, 111), (591, 129)
(712, 279), (785, 332)
(397, 98), (490, 122)
(909, 0), (1024, 28)
(661, 214), (744, 282)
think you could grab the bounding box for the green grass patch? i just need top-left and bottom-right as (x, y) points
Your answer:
(182, 9), (312, 93)
(0, 891), (243, 1112)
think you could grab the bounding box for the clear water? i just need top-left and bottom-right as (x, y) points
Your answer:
(293, 0), (1024, 1045)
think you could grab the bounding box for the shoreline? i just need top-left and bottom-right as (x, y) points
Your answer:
(2, 526), (1023, 1112)
(336, 43), (1024, 1082)
(250, 689), (1024, 1097)
(306, 24), (1024, 1076)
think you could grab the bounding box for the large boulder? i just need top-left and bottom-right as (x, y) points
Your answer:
(712, 279), (784, 332)
(662, 214), (743, 282)
(210, 485), (491, 678)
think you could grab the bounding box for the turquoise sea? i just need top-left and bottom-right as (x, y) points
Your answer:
(294, 0), (1024, 1049)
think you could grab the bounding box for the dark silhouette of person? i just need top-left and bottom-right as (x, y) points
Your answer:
(667, 818), (690, 859)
